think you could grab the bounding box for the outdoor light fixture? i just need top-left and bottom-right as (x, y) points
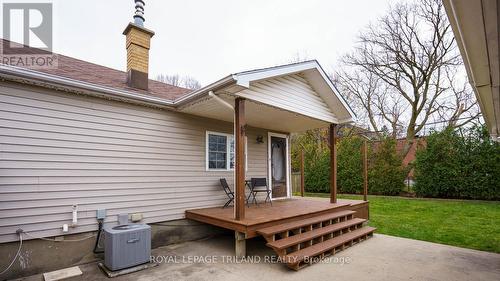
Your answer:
(256, 135), (264, 144)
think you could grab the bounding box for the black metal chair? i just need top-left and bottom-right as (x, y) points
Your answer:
(220, 178), (234, 208)
(249, 177), (272, 206)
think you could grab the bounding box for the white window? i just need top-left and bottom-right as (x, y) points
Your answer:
(206, 131), (247, 171)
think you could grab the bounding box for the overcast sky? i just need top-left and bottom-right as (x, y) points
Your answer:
(4, 0), (393, 85)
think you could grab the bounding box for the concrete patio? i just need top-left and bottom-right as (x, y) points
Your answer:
(15, 233), (500, 281)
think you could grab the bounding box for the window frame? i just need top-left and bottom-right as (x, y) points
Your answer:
(205, 131), (247, 171)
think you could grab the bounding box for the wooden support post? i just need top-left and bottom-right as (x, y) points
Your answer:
(329, 124), (337, 203)
(234, 98), (246, 220)
(300, 150), (305, 197)
(362, 140), (368, 201)
(235, 231), (246, 257)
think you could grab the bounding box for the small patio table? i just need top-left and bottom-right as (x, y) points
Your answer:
(245, 178), (272, 206)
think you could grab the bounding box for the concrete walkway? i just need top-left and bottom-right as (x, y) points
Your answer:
(19, 234), (500, 281)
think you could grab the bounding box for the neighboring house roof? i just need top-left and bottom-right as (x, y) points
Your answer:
(443, 0), (500, 140)
(371, 137), (426, 178)
(337, 124), (379, 140)
(0, 39), (191, 100)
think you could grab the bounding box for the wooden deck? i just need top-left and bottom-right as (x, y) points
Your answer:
(185, 197), (369, 238)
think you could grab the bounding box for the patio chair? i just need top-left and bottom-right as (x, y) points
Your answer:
(219, 178), (234, 208)
(250, 177), (272, 206)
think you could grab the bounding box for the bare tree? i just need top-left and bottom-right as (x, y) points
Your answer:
(156, 74), (180, 86)
(155, 74), (201, 90)
(288, 51), (310, 63)
(437, 68), (479, 128)
(182, 76), (202, 90)
(335, 0), (480, 153)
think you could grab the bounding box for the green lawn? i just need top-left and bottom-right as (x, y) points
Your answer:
(303, 193), (500, 253)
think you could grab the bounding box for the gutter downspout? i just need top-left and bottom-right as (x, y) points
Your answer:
(208, 91), (234, 110)
(208, 90), (239, 212)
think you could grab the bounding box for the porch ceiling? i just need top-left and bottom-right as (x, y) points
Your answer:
(179, 94), (328, 133)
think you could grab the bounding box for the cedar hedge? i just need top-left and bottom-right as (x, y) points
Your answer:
(297, 134), (405, 195)
(413, 125), (500, 200)
(292, 125), (499, 200)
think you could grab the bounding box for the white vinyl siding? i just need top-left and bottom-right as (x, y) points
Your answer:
(0, 82), (268, 243)
(237, 73), (337, 123)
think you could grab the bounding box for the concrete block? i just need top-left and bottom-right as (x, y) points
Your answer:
(43, 266), (82, 281)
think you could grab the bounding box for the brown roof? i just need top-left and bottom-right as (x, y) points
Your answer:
(371, 137), (426, 178)
(0, 39), (192, 100)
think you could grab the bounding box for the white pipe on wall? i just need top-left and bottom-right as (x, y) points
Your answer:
(71, 205), (78, 227)
(208, 91), (234, 111)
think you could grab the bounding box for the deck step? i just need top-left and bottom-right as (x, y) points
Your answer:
(257, 210), (356, 237)
(285, 226), (376, 270)
(267, 218), (366, 250)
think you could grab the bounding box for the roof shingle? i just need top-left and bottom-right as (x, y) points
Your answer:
(0, 39), (192, 100)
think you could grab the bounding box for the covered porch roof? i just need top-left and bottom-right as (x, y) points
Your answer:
(444, 0), (500, 139)
(176, 60), (355, 132)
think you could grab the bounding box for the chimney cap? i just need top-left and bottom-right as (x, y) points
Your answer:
(133, 0), (146, 26)
(122, 22), (155, 36)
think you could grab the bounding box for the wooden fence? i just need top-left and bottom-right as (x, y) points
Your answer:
(291, 172), (301, 194)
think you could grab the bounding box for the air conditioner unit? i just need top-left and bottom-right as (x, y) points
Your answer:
(104, 224), (151, 271)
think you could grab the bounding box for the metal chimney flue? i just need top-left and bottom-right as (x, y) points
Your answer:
(133, 0), (145, 26)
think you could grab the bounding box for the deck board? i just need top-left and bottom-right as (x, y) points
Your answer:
(185, 198), (368, 238)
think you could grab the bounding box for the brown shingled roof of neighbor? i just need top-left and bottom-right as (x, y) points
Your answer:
(0, 39), (193, 100)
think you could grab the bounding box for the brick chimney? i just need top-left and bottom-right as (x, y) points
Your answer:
(123, 0), (154, 90)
